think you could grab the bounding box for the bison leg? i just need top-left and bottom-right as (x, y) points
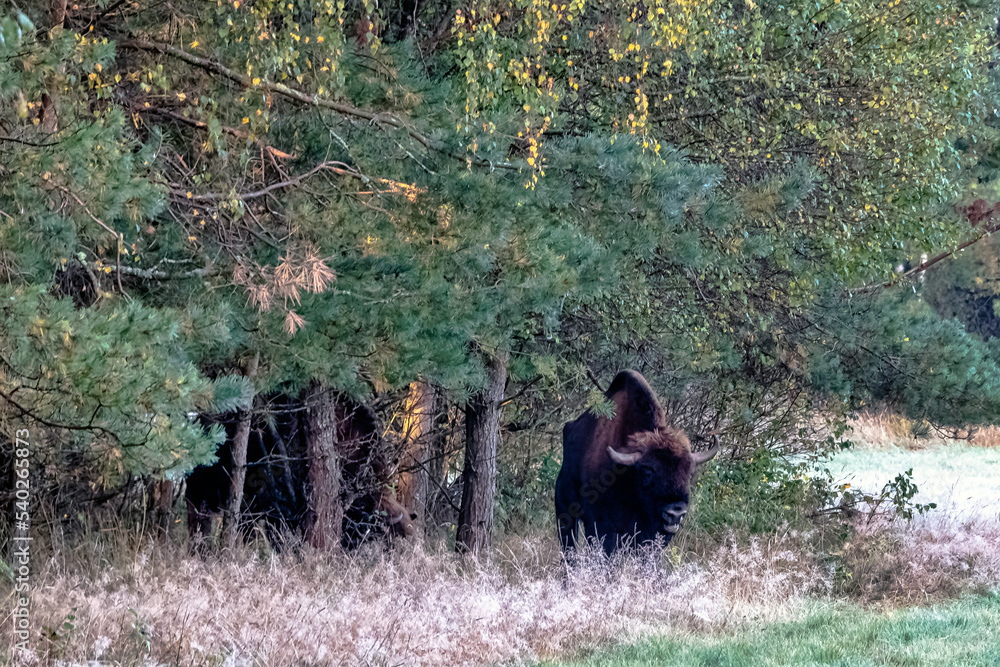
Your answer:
(557, 513), (578, 552)
(554, 473), (580, 552)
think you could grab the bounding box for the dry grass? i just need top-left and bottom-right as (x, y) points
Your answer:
(970, 424), (1000, 448)
(5, 529), (830, 667)
(835, 514), (1000, 605)
(848, 410), (1000, 450)
(6, 511), (1000, 666)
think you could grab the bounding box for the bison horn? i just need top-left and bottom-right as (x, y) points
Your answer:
(387, 511), (405, 525)
(691, 434), (721, 466)
(607, 446), (642, 466)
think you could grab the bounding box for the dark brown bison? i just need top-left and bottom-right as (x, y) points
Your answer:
(185, 393), (415, 548)
(332, 398), (418, 545)
(555, 370), (719, 554)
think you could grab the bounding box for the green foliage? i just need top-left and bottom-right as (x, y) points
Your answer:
(923, 231), (1000, 340)
(0, 19), (224, 486)
(808, 289), (1000, 428)
(0, 287), (222, 484)
(496, 446), (563, 533)
(456, 0), (998, 278)
(210, 374), (256, 413)
(690, 450), (839, 536)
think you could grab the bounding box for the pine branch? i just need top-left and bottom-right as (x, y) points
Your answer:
(139, 105), (296, 159)
(120, 39), (522, 172)
(89, 262), (218, 280)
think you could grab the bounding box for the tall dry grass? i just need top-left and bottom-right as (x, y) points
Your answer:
(847, 409), (1000, 449)
(6, 529), (825, 666)
(835, 513), (1000, 605)
(6, 510), (1000, 666)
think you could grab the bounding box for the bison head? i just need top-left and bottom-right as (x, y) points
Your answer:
(379, 492), (418, 539)
(607, 430), (719, 540)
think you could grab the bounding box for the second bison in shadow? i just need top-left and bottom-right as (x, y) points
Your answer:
(186, 393), (415, 549)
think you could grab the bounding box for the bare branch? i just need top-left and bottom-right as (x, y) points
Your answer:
(89, 262), (218, 281)
(852, 222), (1000, 295)
(138, 105), (297, 160)
(56, 185), (121, 238)
(169, 161), (362, 202)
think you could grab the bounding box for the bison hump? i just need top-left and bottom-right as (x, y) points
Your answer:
(604, 370), (668, 436)
(571, 370), (670, 477)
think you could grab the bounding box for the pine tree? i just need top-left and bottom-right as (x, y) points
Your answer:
(4, 0), (1000, 549)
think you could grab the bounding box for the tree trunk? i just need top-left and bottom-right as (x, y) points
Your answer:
(222, 352), (259, 549)
(397, 380), (435, 529)
(267, 419), (300, 508)
(147, 478), (175, 539)
(456, 348), (509, 555)
(304, 384), (343, 550)
(40, 0), (67, 134)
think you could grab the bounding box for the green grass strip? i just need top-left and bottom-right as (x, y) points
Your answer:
(543, 593), (1000, 667)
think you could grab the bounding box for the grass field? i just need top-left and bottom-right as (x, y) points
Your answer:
(543, 593), (1000, 667)
(825, 437), (1000, 521)
(5, 413), (1000, 665)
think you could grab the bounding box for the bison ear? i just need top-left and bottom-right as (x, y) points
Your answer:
(691, 434), (721, 466)
(607, 446), (642, 466)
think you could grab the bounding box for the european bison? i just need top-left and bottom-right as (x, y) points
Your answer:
(555, 370), (719, 554)
(185, 393), (415, 549)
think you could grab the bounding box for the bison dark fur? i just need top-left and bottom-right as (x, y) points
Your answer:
(555, 370), (718, 554)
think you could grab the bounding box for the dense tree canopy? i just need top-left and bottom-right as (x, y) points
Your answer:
(2, 0), (1000, 546)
